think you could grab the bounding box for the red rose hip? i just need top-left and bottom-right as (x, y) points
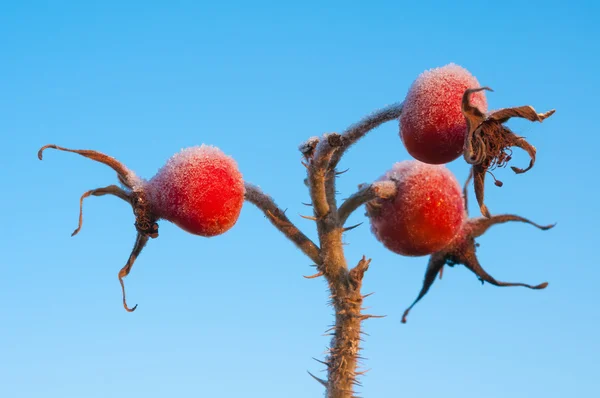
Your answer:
(367, 160), (466, 256)
(147, 145), (245, 237)
(400, 63), (488, 164)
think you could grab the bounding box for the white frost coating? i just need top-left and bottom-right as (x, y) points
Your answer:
(145, 145), (245, 235)
(400, 63), (488, 146)
(370, 160), (466, 255)
(128, 174), (146, 191)
(379, 160), (463, 214)
(299, 136), (320, 154)
(380, 160), (448, 184)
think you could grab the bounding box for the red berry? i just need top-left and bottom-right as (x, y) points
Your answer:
(400, 64), (488, 164)
(367, 161), (466, 256)
(147, 145), (245, 237)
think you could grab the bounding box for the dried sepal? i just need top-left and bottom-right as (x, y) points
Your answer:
(461, 88), (555, 217)
(39, 144), (158, 312)
(402, 209), (555, 323)
(72, 185), (131, 236)
(462, 168), (473, 214)
(468, 214), (556, 238)
(118, 233), (149, 312)
(38, 144), (138, 188)
(401, 253), (445, 323)
(461, 248), (548, 290)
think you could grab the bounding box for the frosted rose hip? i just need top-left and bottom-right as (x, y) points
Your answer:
(147, 145), (245, 237)
(400, 64), (488, 164)
(38, 143), (245, 312)
(367, 161), (465, 256)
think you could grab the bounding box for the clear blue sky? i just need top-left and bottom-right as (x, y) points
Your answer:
(1, 1), (598, 397)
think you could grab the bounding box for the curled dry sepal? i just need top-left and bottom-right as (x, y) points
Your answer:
(38, 144), (245, 312)
(461, 87), (555, 218)
(401, 172), (555, 323)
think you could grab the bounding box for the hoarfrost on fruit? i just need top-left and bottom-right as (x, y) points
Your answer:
(400, 63), (488, 164)
(147, 145), (245, 237)
(367, 161), (466, 256)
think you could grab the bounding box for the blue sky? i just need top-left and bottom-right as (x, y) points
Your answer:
(1, 1), (598, 397)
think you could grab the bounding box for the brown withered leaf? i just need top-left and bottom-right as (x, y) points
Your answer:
(461, 87), (555, 217)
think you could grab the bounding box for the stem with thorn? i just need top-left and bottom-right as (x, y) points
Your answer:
(244, 183), (321, 265)
(307, 104), (403, 397)
(245, 104), (403, 397)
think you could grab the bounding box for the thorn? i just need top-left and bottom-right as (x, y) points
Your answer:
(303, 271), (324, 279)
(307, 371), (328, 387)
(362, 292), (375, 299)
(313, 357), (331, 367)
(343, 222), (363, 232)
(360, 314), (386, 321)
(336, 168), (350, 175)
(300, 214), (318, 221)
(301, 202), (313, 206)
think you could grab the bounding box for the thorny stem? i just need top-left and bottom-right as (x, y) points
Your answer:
(307, 105), (402, 397)
(244, 183), (321, 265)
(248, 104), (403, 396)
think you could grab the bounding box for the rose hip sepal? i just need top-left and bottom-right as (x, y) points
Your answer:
(400, 64), (488, 165)
(38, 144), (244, 312)
(367, 161), (466, 257)
(401, 171), (554, 323)
(461, 87), (555, 218)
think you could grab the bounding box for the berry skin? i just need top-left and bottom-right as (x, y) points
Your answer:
(147, 145), (245, 237)
(367, 161), (466, 256)
(400, 63), (488, 164)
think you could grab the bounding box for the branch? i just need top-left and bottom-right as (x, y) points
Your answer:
(330, 102), (403, 169)
(297, 104), (402, 397)
(303, 133), (344, 219)
(244, 183), (321, 265)
(338, 181), (397, 225)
